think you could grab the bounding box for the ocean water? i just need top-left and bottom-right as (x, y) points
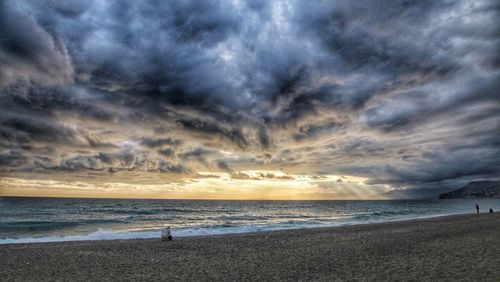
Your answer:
(1, 197), (499, 244)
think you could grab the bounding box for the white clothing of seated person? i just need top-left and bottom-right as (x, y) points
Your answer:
(161, 226), (172, 241)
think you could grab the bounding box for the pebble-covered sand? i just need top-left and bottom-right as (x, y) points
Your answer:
(1, 213), (499, 281)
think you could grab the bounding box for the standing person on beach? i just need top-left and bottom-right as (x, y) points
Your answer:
(475, 204), (479, 214)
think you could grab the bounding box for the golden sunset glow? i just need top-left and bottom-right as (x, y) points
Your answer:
(1, 170), (390, 200)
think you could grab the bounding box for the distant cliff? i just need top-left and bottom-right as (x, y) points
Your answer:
(439, 181), (500, 199)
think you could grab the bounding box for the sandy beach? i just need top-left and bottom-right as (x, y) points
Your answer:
(1, 213), (499, 281)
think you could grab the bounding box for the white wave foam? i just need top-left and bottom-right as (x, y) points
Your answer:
(0, 224), (321, 244)
(0, 213), (462, 244)
(0, 229), (161, 244)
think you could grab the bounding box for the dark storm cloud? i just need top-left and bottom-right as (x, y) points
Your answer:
(140, 138), (183, 148)
(257, 127), (272, 149)
(177, 148), (215, 165)
(0, 114), (112, 148)
(175, 118), (248, 149)
(68, 0), (245, 111)
(360, 75), (500, 132)
(216, 160), (232, 172)
(0, 0), (499, 196)
(61, 155), (101, 171)
(0, 150), (28, 168)
(158, 148), (175, 158)
(334, 137), (386, 157)
(363, 145), (500, 198)
(57, 150), (189, 173)
(1, 82), (118, 124)
(294, 121), (343, 141)
(386, 141), (500, 185)
(0, 1), (73, 86)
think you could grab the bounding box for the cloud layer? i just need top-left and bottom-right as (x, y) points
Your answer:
(1, 0), (499, 198)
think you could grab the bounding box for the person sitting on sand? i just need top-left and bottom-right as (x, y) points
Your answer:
(476, 204), (479, 214)
(161, 226), (173, 241)
(490, 208), (494, 213)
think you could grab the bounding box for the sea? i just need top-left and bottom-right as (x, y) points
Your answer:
(1, 197), (499, 244)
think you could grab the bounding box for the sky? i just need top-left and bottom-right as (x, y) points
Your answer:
(0, 0), (499, 199)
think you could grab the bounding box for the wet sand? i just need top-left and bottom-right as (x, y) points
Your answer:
(1, 213), (499, 281)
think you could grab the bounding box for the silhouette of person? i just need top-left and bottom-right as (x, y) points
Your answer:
(475, 204), (479, 214)
(490, 208), (494, 213)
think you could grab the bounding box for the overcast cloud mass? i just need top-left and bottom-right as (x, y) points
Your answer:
(1, 0), (499, 199)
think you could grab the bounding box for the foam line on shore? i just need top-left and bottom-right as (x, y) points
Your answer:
(0, 212), (463, 244)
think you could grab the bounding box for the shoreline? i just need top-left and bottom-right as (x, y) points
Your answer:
(0, 211), (484, 245)
(2, 213), (499, 281)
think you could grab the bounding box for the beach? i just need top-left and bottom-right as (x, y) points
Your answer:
(1, 213), (499, 281)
